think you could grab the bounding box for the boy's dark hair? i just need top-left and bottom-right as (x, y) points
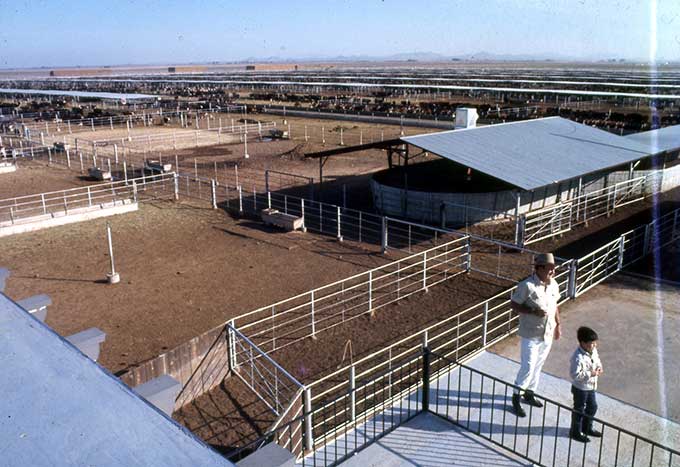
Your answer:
(577, 326), (598, 343)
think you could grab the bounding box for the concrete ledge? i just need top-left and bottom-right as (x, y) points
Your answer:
(0, 162), (17, 174)
(0, 200), (138, 237)
(66, 327), (106, 361)
(16, 294), (51, 322)
(0, 268), (9, 292)
(238, 442), (295, 467)
(134, 375), (182, 416)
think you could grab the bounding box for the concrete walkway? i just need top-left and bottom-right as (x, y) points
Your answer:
(337, 412), (531, 467)
(455, 351), (680, 467)
(491, 273), (680, 424)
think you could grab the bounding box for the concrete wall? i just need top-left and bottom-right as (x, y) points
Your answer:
(120, 325), (230, 411)
(371, 165), (680, 225)
(0, 200), (138, 237)
(371, 179), (579, 225)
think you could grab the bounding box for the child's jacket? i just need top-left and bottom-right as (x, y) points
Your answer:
(570, 346), (602, 391)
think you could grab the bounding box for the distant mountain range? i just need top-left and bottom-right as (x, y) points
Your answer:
(238, 51), (594, 63)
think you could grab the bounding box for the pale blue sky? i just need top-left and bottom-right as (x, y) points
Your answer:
(1, 0), (679, 68)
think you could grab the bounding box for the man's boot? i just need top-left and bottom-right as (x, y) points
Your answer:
(522, 390), (544, 408)
(570, 430), (590, 443)
(583, 419), (602, 438)
(511, 393), (526, 417)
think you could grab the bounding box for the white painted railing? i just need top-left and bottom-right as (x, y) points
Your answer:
(0, 173), (175, 225)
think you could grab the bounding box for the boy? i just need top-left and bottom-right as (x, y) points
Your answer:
(569, 326), (603, 443)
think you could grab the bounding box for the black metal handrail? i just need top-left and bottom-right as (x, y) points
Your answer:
(227, 347), (679, 467)
(429, 350), (680, 467)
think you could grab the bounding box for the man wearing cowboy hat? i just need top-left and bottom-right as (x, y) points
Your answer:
(510, 252), (562, 417)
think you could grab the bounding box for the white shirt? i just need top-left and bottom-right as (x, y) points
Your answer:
(511, 273), (560, 341)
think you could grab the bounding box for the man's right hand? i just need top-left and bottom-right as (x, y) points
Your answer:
(533, 307), (547, 317)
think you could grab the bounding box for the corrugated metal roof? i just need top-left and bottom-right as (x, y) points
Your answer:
(402, 117), (653, 191)
(0, 88), (158, 101)
(624, 125), (680, 154)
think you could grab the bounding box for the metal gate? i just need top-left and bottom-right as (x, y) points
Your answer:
(520, 201), (573, 246)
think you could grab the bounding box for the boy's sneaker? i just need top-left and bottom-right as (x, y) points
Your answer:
(585, 429), (602, 438)
(522, 391), (544, 408)
(570, 431), (590, 443)
(511, 394), (526, 418)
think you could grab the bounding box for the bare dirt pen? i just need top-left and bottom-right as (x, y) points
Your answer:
(0, 201), (389, 373)
(40, 112), (437, 184)
(175, 189), (680, 452)
(175, 267), (514, 451)
(0, 161), (98, 199)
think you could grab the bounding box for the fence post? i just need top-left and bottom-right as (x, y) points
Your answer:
(227, 320), (237, 372)
(238, 186), (243, 213)
(422, 346), (431, 413)
(422, 251), (428, 290)
(41, 194), (47, 214)
(173, 173), (179, 201)
(123, 161), (128, 184)
(617, 235), (625, 271)
(132, 181), (138, 202)
(482, 301), (489, 346)
(515, 214), (525, 247)
(336, 206), (343, 241)
(381, 217), (388, 254)
(368, 271), (374, 315)
(211, 179), (217, 209)
(301, 199), (307, 232)
(349, 366), (356, 422)
(303, 387), (313, 452)
(66, 148), (71, 168)
(310, 290), (316, 339)
(568, 260), (578, 299)
(267, 191), (271, 209)
(465, 236), (472, 273)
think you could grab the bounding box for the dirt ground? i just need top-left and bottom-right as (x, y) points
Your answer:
(0, 200), (389, 372)
(174, 268), (514, 451)
(0, 162), (98, 199)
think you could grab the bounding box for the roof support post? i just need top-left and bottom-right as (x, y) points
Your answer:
(514, 190), (522, 245)
(318, 156), (324, 202)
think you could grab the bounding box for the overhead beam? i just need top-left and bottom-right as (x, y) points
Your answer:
(305, 138), (403, 159)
